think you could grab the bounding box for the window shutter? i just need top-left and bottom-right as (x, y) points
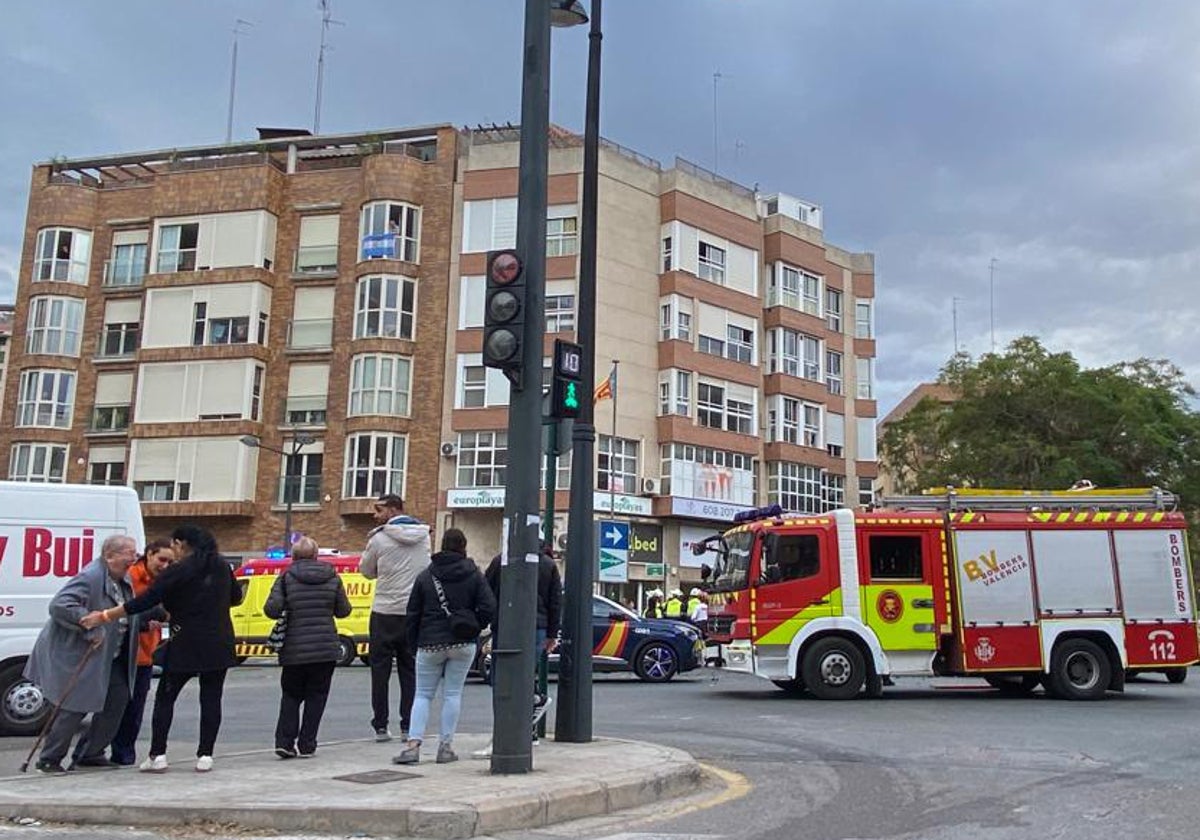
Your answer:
(198, 361), (250, 417)
(697, 302), (725, 337)
(826, 412), (846, 447)
(299, 215), (339, 248)
(95, 372), (134, 404)
(104, 298), (141, 324)
(112, 229), (149, 247)
(88, 445), (127, 465)
(293, 287), (335, 320)
(464, 201), (493, 253)
(492, 198), (518, 249)
(856, 419), (877, 461)
(131, 439), (179, 480)
(207, 283), (255, 318)
(287, 363), (330, 397)
(459, 276), (485, 328)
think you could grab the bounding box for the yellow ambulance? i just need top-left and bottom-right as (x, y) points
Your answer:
(230, 554), (373, 666)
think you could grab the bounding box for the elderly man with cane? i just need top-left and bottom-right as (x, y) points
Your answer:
(21, 535), (140, 774)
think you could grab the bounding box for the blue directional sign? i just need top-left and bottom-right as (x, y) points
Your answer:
(598, 520), (630, 583)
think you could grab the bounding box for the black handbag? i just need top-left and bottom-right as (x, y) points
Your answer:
(266, 574), (289, 653)
(431, 574), (479, 641)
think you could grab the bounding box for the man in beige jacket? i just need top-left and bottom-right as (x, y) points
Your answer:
(360, 494), (430, 741)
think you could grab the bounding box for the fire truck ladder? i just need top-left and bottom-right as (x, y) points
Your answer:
(880, 486), (1177, 512)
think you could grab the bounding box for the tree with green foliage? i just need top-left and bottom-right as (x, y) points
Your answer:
(880, 337), (1200, 512)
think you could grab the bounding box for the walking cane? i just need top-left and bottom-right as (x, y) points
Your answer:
(19, 642), (101, 773)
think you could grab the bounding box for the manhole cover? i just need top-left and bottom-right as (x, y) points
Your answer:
(332, 769), (420, 785)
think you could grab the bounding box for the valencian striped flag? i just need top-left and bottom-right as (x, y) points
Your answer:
(594, 365), (616, 403)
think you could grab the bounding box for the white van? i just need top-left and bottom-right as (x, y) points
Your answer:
(0, 482), (145, 735)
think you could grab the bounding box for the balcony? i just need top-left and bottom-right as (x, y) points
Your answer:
(278, 475), (322, 506)
(103, 259), (146, 288)
(287, 319), (333, 351)
(88, 404), (131, 435)
(293, 245), (338, 276)
(96, 325), (139, 360)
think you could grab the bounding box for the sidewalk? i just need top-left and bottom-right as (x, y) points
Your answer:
(0, 734), (706, 839)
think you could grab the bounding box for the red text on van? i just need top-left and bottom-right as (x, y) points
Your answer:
(21, 528), (96, 578)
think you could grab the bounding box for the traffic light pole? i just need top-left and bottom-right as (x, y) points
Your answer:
(556, 0), (602, 743)
(491, 0), (551, 775)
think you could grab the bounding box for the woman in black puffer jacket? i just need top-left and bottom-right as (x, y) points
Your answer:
(393, 528), (494, 766)
(264, 537), (351, 758)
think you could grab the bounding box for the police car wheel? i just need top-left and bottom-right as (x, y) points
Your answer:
(335, 636), (357, 667)
(0, 662), (48, 737)
(1165, 667), (1188, 684)
(801, 637), (865, 700)
(634, 643), (678, 682)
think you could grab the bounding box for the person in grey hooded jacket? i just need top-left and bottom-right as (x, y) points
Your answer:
(360, 493), (431, 741)
(264, 537), (351, 758)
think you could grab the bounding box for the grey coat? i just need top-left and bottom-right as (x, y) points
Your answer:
(23, 560), (139, 714)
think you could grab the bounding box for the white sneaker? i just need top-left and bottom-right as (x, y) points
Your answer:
(139, 755), (168, 773)
(195, 755), (214, 773)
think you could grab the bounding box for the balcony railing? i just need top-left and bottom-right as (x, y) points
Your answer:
(287, 319), (333, 350)
(294, 245), (338, 274)
(279, 475), (322, 505)
(90, 404), (131, 433)
(103, 259), (146, 287)
(97, 326), (139, 358)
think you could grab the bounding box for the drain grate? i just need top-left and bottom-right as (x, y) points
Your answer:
(332, 769), (420, 785)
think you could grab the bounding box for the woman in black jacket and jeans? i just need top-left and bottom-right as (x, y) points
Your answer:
(393, 529), (494, 765)
(82, 524), (243, 773)
(264, 537), (352, 758)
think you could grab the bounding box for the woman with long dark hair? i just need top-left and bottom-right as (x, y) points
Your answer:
(82, 524), (243, 773)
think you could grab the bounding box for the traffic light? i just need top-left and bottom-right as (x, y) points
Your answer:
(484, 249), (525, 384)
(550, 339), (584, 419)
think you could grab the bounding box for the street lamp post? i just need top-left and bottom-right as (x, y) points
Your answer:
(556, 0), (602, 744)
(239, 433), (315, 552)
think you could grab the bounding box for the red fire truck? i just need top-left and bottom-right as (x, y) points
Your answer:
(699, 488), (1197, 700)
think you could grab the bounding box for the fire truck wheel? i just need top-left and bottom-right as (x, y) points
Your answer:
(801, 637), (866, 700)
(984, 675), (1040, 696)
(1049, 638), (1111, 701)
(1165, 667), (1188, 684)
(335, 636), (357, 667)
(0, 661), (48, 737)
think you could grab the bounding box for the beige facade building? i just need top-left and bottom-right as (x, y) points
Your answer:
(3, 125), (878, 594)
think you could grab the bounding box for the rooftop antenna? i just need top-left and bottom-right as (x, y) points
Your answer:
(712, 71), (724, 173)
(225, 19), (254, 144)
(313, 0), (345, 134)
(989, 257), (998, 353)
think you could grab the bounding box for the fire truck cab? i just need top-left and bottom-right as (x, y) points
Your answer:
(701, 488), (1197, 700)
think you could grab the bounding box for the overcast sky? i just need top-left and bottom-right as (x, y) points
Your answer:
(2, 1), (1198, 414)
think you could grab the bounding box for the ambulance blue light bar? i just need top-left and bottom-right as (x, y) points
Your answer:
(732, 504), (784, 524)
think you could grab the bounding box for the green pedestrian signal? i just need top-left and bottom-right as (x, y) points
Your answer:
(564, 382), (579, 410)
(550, 338), (584, 419)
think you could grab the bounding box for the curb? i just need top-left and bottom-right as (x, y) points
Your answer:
(0, 755), (706, 839)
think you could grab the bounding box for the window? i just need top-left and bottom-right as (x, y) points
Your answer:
(35, 228), (91, 283)
(286, 363), (329, 425)
(90, 404), (130, 432)
(106, 235), (148, 286)
(156, 223), (199, 273)
(598, 435), (638, 494)
(857, 418), (878, 461)
(825, 412), (845, 458)
(698, 334), (724, 357)
(661, 236), (673, 273)
(541, 449), (571, 491)
(726, 396), (754, 435)
(659, 296), (692, 342)
(360, 201), (420, 262)
(546, 215), (578, 257)
(461, 364), (486, 408)
(660, 444), (756, 504)
(9, 443), (67, 483)
(135, 481), (189, 502)
(99, 322), (138, 357)
(457, 431), (507, 487)
(355, 275), (416, 340)
(768, 397), (820, 446)
(855, 301), (873, 339)
(769, 329), (821, 381)
(859, 477), (875, 507)
(250, 366), (264, 421)
(295, 215), (339, 273)
(659, 369), (691, 416)
(26, 297), (83, 356)
(192, 302), (251, 346)
(697, 241), (726, 284)
(282, 450), (323, 505)
(545, 294), (575, 333)
(349, 354), (411, 417)
(726, 325), (754, 364)
(826, 351), (843, 395)
(767, 462), (823, 514)
(868, 535), (924, 580)
(17, 370), (75, 428)
(822, 474), (845, 510)
(89, 460), (125, 486)
(770, 264), (821, 315)
(343, 433), (407, 498)
(856, 358), (874, 400)
(697, 383), (725, 429)
(826, 288), (843, 332)
(762, 534), (821, 583)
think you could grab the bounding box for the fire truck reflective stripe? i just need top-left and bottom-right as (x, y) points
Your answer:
(595, 621), (629, 658)
(755, 588), (844, 646)
(834, 510), (861, 620)
(1094, 512), (1111, 522)
(1117, 512), (1130, 523)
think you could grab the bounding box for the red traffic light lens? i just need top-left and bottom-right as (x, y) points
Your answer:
(490, 251), (522, 285)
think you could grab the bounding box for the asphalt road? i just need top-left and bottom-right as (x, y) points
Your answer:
(2, 662), (1200, 840)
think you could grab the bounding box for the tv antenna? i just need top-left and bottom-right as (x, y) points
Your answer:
(988, 257), (998, 353)
(313, 0), (345, 134)
(225, 19), (254, 144)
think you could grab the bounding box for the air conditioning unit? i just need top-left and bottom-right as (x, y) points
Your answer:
(640, 477), (660, 497)
(439, 441), (458, 458)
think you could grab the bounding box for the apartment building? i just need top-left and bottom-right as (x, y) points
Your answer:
(2, 127), (458, 556)
(440, 128), (877, 604)
(3, 124), (877, 590)
(0, 303), (13, 443)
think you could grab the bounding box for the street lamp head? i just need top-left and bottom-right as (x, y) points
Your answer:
(239, 435), (261, 448)
(551, 0), (588, 27)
